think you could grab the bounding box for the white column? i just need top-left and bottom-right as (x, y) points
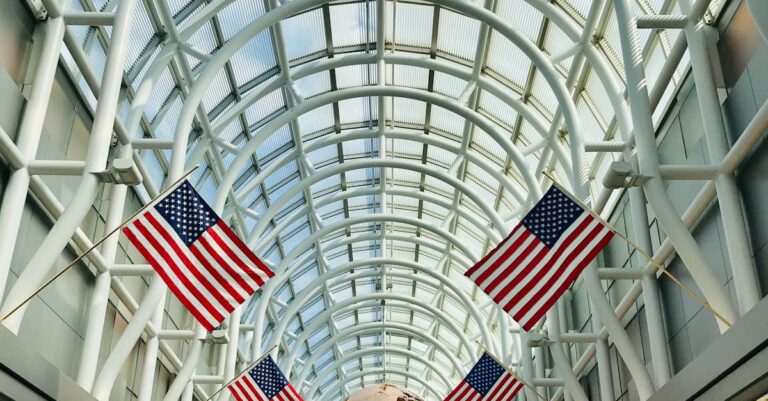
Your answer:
(610, 0), (738, 334)
(0, 0), (139, 333)
(679, 0), (762, 315)
(0, 7), (66, 303)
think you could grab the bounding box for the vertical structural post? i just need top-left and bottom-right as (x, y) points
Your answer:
(557, 300), (574, 401)
(0, 7), (66, 302)
(78, 173), (128, 390)
(0, 0), (139, 333)
(610, 0), (738, 333)
(520, 333), (539, 401)
(546, 309), (589, 401)
(136, 293), (167, 401)
(629, 188), (672, 386)
(591, 308), (615, 401)
(678, 0), (762, 314)
(216, 308), (242, 401)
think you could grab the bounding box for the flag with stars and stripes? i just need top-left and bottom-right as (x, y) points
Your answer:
(228, 355), (303, 401)
(465, 184), (613, 331)
(445, 353), (522, 401)
(122, 180), (274, 331)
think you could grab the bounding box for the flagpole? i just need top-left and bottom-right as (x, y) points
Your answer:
(0, 167), (199, 325)
(474, 342), (548, 401)
(540, 171), (733, 328)
(204, 344), (280, 401)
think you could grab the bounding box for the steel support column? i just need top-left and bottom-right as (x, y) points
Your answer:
(611, 0), (738, 334)
(679, 0), (762, 315)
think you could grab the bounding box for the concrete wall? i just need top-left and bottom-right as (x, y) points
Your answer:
(0, 1), (181, 400)
(558, 1), (768, 400)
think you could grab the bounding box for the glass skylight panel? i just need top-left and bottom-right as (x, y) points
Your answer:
(478, 91), (518, 128)
(644, 41), (670, 96)
(392, 2), (434, 49)
(184, 21), (218, 70)
(421, 175), (453, 199)
(601, 12), (626, 73)
(244, 89), (285, 125)
(218, 118), (244, 144)
(391, 65), (429, 89)
(342, 138), (376, 159)
(392, 98), (427, 125)
(153, 96), (183, 139)
(426, 145), (454, 169)
(456, 219), (486, 253)
(229, 32), (277, 86)
(432, 72), (468, 100)
(144, 69), (175, 123)
(217, 0), (267, 40)
(436, 328), (460, 350)
(300, 294), (326, 323)
(338, 97), (375, 125)
(497, 0), (543, 42)
(298, 104), (335, 135)
(306, 145), (338, 168)
(256, 125), (293, 165)
(315, 349), (335, 370)
(89, 42), (107, 82)
(436, 10), (480, 61)
(309, 326), (332, 350)
(346, 167), (377, 187)
(422, 201), (449, 221)
(486, 32), (531, 87)
(530, 73), (559, 117)
(124, 1), (155, 70)
(335, 64), (378, 88)
(201, 69), (234, 113)
(312, 195), (343, 219)
(263, 159), (299, 190)
(282, 9), (328, 60)
(584, 72), (615, 128)
(577, 97), (607, 144)
(390, 138), (423, 160)
(543, 23), (576, 72)
(563, 0), (593, 21)
(295, 72), (332, 98)
(467, 163), (499, 197)
(470, 127), (506, 167)
(429, 106), (464, 137)
(330, 3), (373, 48)
(389, 168), (420, 187)
(282, 223), (312, 251)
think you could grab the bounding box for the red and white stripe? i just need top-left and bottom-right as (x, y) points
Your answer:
(123, 208), (274, 331)
(229, 380), (302, 401)
(444, 373), (523, 401)
(465, 212), (613, 331)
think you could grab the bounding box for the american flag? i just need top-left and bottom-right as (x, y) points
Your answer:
(228, 355), (303, 401)
(465, 185), (613, 331)
(123, 180), (274, 331)
(445, 353), (523, 401)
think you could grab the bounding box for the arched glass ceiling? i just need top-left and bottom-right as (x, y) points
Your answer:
(59, 0), (724, 399)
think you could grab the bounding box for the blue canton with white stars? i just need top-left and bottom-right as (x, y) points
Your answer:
(248, 355), (288, 399)
(465, 353), (506, 396)
(521, 186), (584, 248)
(154, 181), (219, 247)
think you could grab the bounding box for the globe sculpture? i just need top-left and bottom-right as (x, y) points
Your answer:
(345, 384), (426, 401)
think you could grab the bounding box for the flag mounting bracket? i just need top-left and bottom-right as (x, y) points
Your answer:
(204, 329), (229, 344)
(525, 333), (554, 347)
